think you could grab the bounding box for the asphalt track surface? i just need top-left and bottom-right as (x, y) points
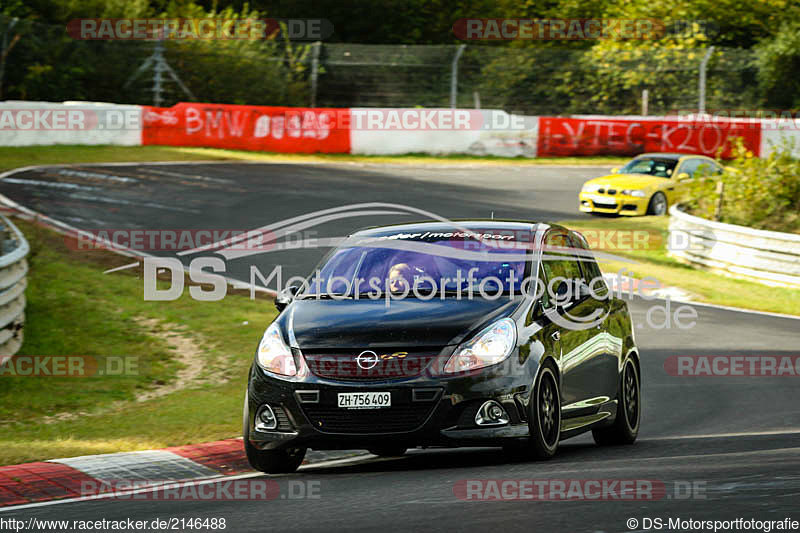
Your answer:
(1, 162), (799, 532)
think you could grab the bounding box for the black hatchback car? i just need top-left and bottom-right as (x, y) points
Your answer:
(243, 221), (641, 473)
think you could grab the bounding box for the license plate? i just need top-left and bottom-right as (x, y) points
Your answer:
(337, 392), (391, 410)
(588, 194), (617, 206)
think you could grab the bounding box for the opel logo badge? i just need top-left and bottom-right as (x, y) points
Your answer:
(356, 350), (379, 370)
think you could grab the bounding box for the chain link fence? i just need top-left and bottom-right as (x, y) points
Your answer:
(0, 14), (760, 115)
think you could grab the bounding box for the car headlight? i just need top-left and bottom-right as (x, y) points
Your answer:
(582, 183), (600, 193)
(257, 323), (297, 376)
(443, 318), (517, 374)
(621, 189), (646, 197)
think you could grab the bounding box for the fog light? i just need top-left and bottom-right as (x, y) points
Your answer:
(475, 400), (509, 426)
(256, 405), (278, 431)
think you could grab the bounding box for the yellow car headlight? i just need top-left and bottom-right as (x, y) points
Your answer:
(621, 189), (647, 198)
(582, 183), (601, 193)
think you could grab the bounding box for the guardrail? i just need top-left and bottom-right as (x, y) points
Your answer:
(0, 215), (29, 358)
(668, 205), (800, 289)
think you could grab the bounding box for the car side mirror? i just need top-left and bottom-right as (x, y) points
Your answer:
(611, 167), (620, 174)
(677, 172), (690, 181)
(554, 279), (591, 308)
(275, 285), (299, 312)
(553, 280), (574, 307)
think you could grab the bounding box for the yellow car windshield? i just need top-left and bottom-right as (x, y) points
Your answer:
(619, 158), (678, 178)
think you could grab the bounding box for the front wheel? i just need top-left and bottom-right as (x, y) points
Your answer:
(647, 192), (668, 216)
(528, 364), (561, 459)
(592, 358), (640, 446)
(243, 395), (306, 474)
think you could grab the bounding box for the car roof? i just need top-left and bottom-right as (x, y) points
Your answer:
(352, 219), (562, 237)
(635, 153), (711, 160)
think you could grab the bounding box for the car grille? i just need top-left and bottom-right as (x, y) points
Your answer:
(301, 348), (443, 381)
(273, 406), (293, 431)
(299, 388), (441, 434)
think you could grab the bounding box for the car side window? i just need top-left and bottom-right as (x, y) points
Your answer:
(569, 232), (608, 297)
(695, 159), (723, 177)
(677, 158), (700, 178)
(541, 232), (583, 306)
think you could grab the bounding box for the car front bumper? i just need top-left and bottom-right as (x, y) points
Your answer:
(245, 354), (538, 451)
(579, 192), (648, 216)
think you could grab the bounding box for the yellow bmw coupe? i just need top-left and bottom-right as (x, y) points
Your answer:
(579, 153), (724, 216)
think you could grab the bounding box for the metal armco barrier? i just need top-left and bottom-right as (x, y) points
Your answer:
(0, 215), (29, 358)
(668, 205), (800, 289)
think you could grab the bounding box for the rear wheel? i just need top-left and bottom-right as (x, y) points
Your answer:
(647, 192), (667, 215)
(528, 364), (561, 459)
(242, 394), (306, 474)
(367, 446), (407, 457)
(592, 358), (640, 446)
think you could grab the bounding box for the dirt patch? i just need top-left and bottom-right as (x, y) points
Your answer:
(41, 318), (213, 423)
(132, 318), (206, 403)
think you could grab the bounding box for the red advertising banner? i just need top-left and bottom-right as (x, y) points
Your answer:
(537, 117), (761, 158)
(141, 103), (351, 153)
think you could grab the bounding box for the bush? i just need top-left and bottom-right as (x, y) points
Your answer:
(685, 138), (800, 233)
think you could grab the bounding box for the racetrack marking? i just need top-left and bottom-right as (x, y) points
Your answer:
(103, 261), (140, 274)
(2, 443), (798, 512)
(640, 428), (800, 441)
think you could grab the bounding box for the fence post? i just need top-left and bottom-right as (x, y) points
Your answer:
(641, 89), (648, 116)
(310, 41), (321, 108)
(714, 180), (725, 221)
(698, 46), (714, 114)
(0, 17), (20, 99)
(450, 44), (466, 109)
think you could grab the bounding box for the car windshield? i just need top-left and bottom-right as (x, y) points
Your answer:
(302, 230), (531, 297)
(618, 158), (678, 178)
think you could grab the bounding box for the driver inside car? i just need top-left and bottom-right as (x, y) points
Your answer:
(388, 262), (413, 292)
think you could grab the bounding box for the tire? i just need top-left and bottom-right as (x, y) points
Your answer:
(592, 358), (640, 446)
(528, 363), (561, 459)
(242, 394), (307, 474)
(367, 446), (408, 457)
(646, 192), (668, 216)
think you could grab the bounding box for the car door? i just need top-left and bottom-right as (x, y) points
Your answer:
(567, 232), (620, 405)
(672, 158), (703, 202)
(539, 231), (610, 412)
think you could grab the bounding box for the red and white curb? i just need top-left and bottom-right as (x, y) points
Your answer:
(0, 439), (252, 508)
(0, 440), (371, 509)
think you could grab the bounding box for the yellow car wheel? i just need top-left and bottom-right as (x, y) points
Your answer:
(646, 192), (667, 216)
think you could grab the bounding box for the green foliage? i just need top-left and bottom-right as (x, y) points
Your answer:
(686, 138), (800, 233)
(754, 21), (800, 108)
(1, 0), (799, 110)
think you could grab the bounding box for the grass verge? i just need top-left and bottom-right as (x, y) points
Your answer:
(0, 218), (276, 465)
(0, 145), (627, 173)
(559, 216), (800, 316)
